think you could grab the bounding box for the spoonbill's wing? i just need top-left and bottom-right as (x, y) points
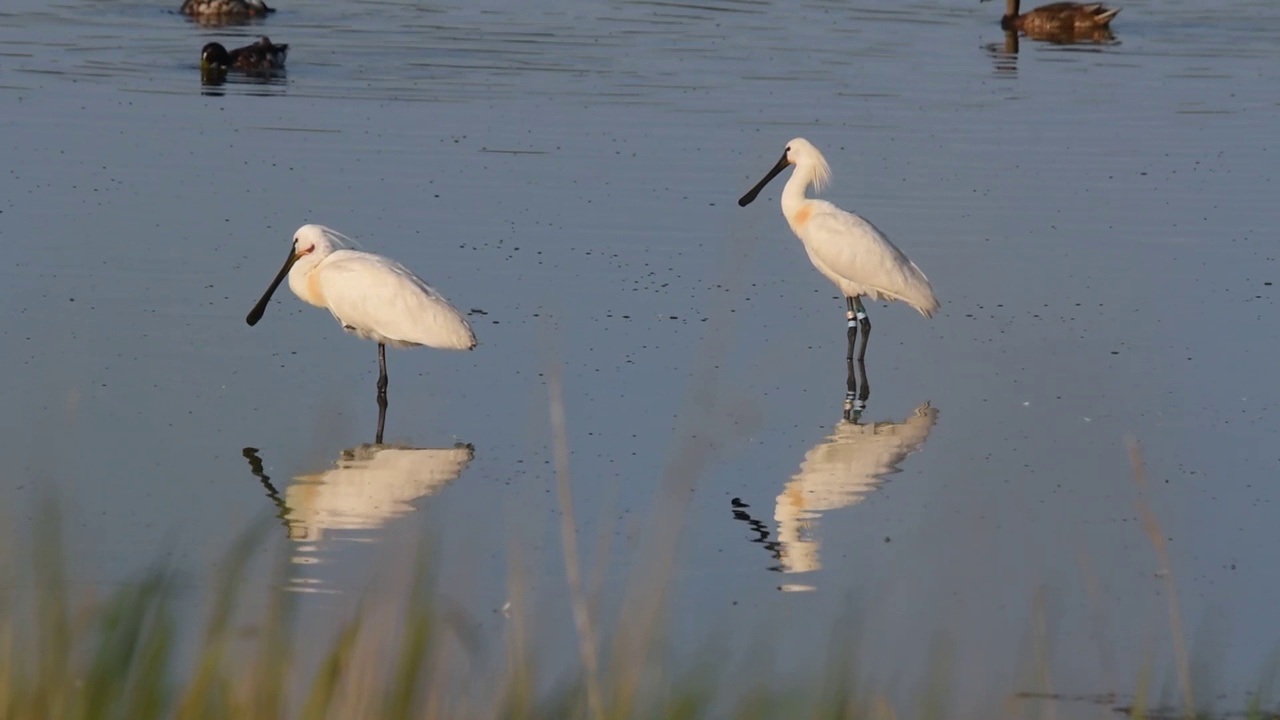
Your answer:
(802, 203), (938, 316)
(317, 250), (476, 349)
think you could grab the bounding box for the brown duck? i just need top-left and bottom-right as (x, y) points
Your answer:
(180, 0), (274, 17)
(985, 0), (1120, 34)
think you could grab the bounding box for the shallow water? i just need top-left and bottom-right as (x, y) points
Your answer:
(2, 0), (1278, 710)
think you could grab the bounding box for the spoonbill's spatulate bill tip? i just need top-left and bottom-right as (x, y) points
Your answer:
(738, 138), (937, 362)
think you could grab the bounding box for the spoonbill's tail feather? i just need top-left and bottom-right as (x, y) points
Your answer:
(901, 263), (939, 318)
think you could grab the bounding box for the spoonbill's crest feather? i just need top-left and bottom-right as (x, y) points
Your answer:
(311, 224), (362, 251)
(787, 138), (832, 194)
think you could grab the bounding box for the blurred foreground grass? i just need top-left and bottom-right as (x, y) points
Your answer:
(2, 444), (1277, 720)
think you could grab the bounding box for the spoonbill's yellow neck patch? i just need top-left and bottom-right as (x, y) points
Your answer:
(788, 204), (814, 232)
(301, 266), (327, 308)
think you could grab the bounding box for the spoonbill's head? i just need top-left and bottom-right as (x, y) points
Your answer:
(738, 137), (832, 207)
(293, 224), (343, 261)
(245, 224), (344, 326)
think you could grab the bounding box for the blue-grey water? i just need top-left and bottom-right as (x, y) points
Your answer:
(1, 0), (1278, 713)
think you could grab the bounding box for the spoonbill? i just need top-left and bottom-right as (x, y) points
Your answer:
(738, 138), (938, 362)
(246, 224), (476, 400)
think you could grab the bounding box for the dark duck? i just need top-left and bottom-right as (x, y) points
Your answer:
(201, 36), (288, 73)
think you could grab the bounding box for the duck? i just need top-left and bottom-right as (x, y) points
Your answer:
(983, 0), (1120, 34)
(201, 36), (288, 73)
(180, 0), (274, 17)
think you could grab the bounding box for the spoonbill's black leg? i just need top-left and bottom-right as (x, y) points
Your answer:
(376, 343), (389, 398)
(845, 297), (858, 362)
(852, 296), (871, 362)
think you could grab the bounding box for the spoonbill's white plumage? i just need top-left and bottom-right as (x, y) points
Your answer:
(738, 138), (938, 362)
(246, 224), (475, 398)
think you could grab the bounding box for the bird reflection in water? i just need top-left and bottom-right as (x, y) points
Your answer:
(733, 361), (938, 592)
(984, 24), (1117, 75)
(200, 69), (287, 96)
(985, 31), (1022, 74)
(242, 427), (473, 592)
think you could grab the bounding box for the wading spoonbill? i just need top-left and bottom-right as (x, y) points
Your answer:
(738, 138), (938, 363)
(246, 224), (476, 403)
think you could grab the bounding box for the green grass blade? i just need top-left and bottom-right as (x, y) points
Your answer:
(300, 611), (364, 720)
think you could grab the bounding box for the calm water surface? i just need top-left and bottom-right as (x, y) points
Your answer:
(1, 0), (1278, 711)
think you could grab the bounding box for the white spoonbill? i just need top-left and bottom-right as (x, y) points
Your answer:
(246, 224), (476, 398)
(738, 138), (938, 362)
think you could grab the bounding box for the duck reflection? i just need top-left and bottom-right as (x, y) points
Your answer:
(983, 21), (1117, 71)
(1008, 24), (1115, 45)
(734, 361), (938, 591)
(243, 426), (473, 590)
(200, 69), (287, 95)
(984, 31), (1022, 74)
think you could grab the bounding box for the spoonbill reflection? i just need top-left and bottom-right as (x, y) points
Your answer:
(738, 139), (937, 362)
(733, 363), (937, 591)
(774, 401), (937, 586)
(246, 224), (476, 402)
(243, 441), (473, 590)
